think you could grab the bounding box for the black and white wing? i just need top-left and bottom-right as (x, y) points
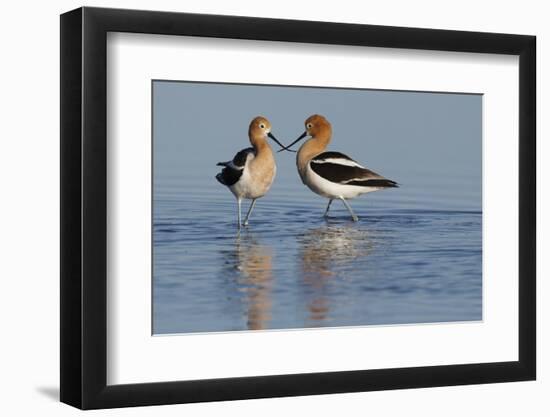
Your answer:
(215, 147), (255, 186)
(309, 151), (398, 188)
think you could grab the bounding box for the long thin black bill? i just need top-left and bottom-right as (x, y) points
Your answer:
(277, 131), (308, 153)
(268, 132), (295, 152)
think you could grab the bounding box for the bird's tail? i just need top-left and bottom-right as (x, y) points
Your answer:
(215, 172), (226, 185)
(216, 161), (230, 185)
(347, 178), (399, 188)
(376, 179), (399, 188)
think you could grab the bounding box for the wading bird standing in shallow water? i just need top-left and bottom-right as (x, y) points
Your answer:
(280, 114), (398, 221)
(216, 116), (287, 228)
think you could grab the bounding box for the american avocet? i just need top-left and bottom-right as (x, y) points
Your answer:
(281, 114), (398, 221)
(216, 116), (287, 228)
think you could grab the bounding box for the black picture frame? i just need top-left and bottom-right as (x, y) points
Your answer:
(60, 6), (536, 410)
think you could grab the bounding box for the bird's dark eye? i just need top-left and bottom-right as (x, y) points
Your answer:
(259, 124), (265, 129)
(307, 123), (312, 129)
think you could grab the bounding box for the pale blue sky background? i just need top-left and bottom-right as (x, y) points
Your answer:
(153, 81), (482, 212)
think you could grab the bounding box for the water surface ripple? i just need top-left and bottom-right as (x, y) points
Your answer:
(153, 184), (482, 334)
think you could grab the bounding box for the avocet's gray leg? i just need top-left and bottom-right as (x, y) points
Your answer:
(340, 197), (359, 222)
(237, 198), (242, 228)
(323, 199), (333, 218)
(243, 199), (257, 226)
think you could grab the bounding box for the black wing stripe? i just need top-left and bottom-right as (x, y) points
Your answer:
(216, 147), (254, 186)
(312, 151), (358, 163)
(216, 167), (243, 186)
(232, 147), (255, 167)
(310, 161), (382, 183)
(346, 179), (398, 188)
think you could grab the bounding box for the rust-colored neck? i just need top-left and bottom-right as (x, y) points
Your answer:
(249, 133), (271, 155)
(296, 130), (331, 180)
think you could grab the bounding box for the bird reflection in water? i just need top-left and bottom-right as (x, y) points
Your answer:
(232, 233), (273, 330)
(298, 225), (373, 325)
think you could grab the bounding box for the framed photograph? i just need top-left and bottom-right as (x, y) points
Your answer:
(60, 6), (536, 409)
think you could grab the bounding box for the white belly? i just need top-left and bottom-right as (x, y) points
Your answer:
(230, 165), (276, 199)
(303, 164), (381, 199)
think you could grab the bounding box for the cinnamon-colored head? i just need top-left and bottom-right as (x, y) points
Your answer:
(277, 114), (332, 156)
(304, 114), (332, 140)
(247, 116), (287, 151)
(248, 116), (272, 143)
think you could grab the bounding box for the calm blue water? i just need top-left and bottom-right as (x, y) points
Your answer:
(152, 81), (482, 335)
(153, 175), (482, 334)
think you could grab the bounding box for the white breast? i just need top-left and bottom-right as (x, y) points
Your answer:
(230, 157), (276, 200)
